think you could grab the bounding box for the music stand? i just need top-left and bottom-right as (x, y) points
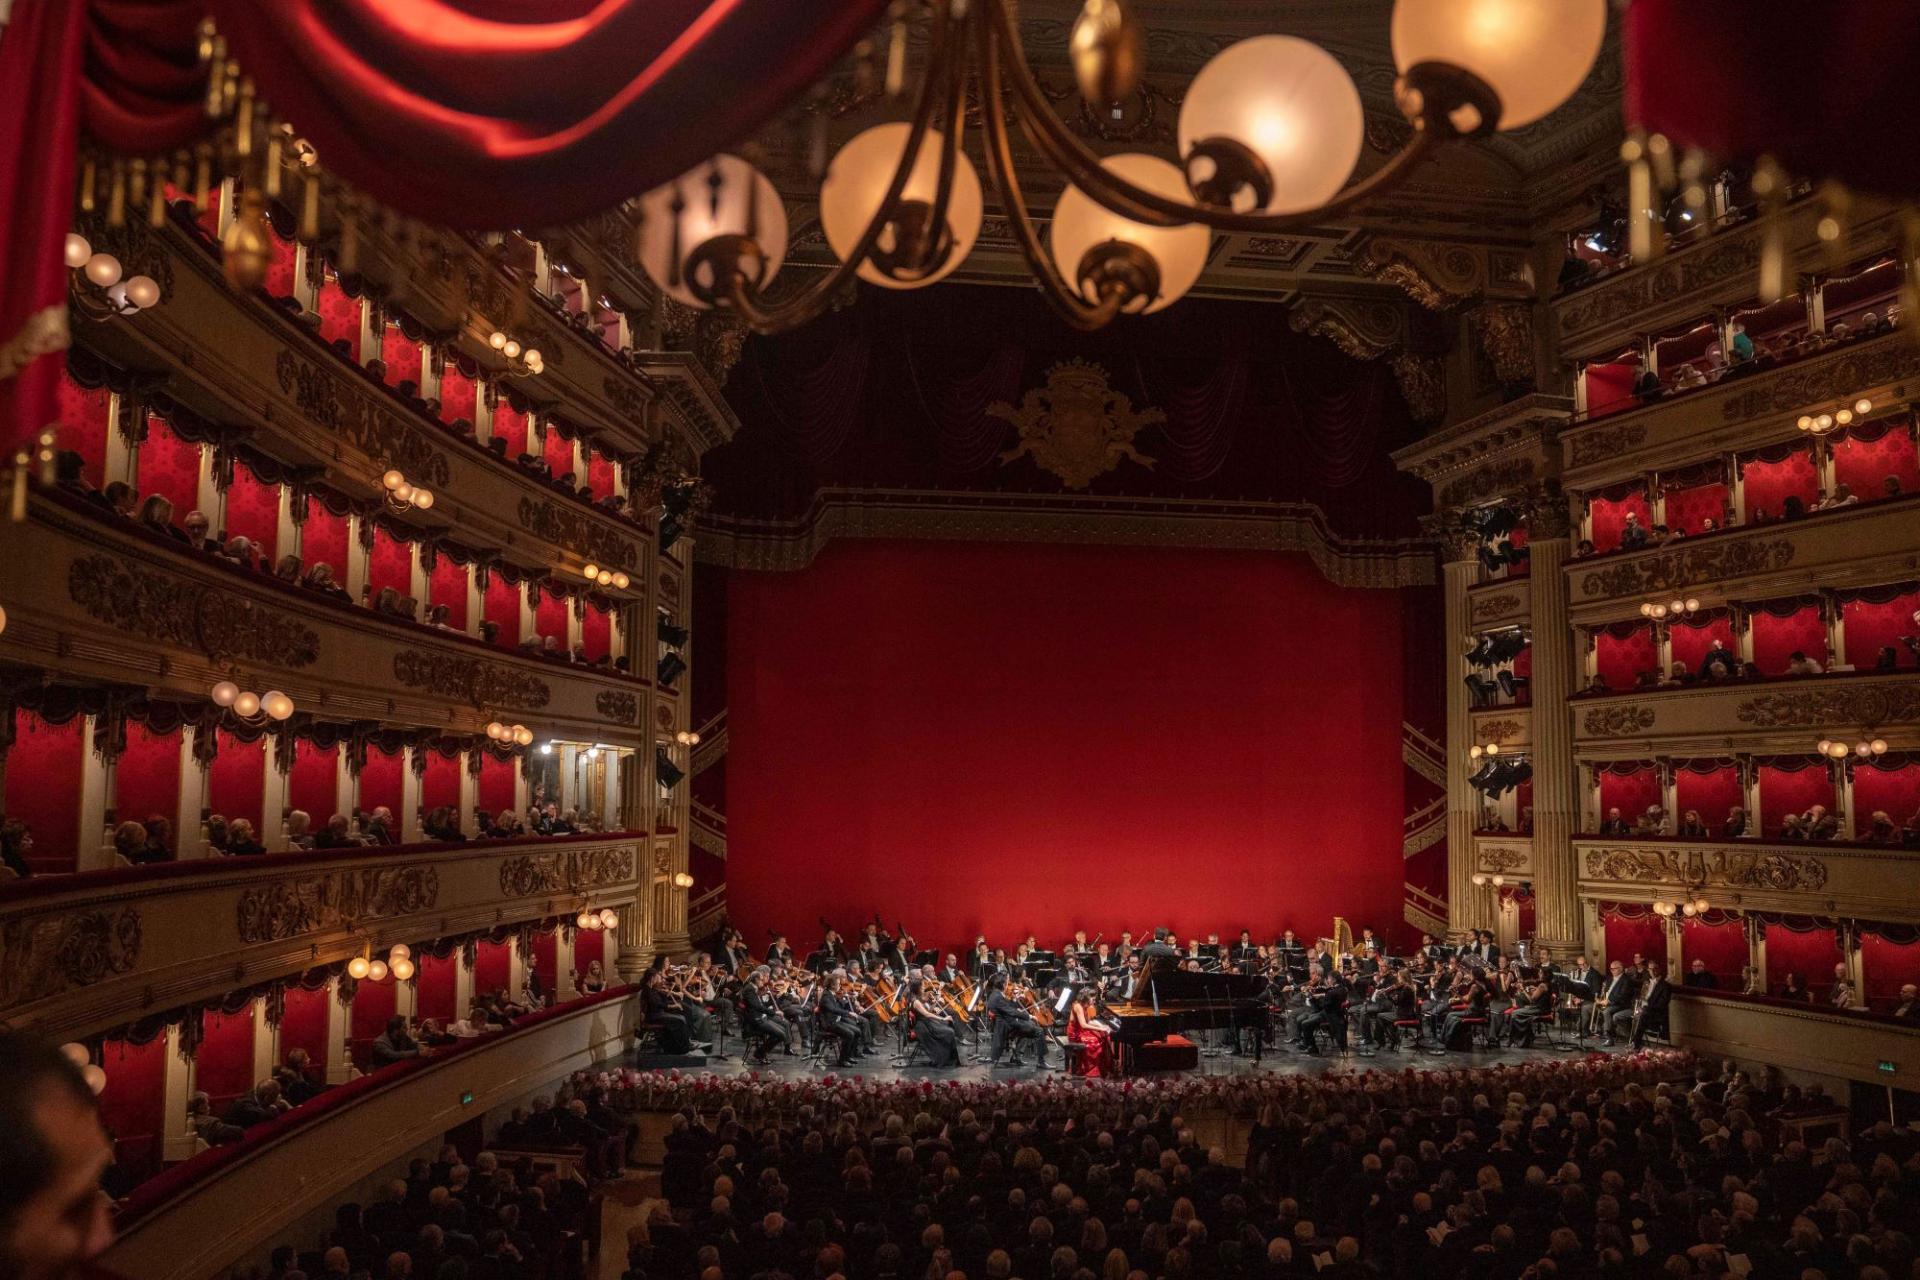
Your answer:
(803, 949), (833, 975)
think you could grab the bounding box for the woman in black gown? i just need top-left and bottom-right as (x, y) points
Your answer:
(907, 979), (961, 1067)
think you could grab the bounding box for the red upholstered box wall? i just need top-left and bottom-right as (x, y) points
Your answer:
(1588, 492), (1651, 553)
(1603, 910), (1666, 967)
(1765, 923), (1844, 999)
(484, 576), (521, 645)
(55, 372), (112, 486)
(1842, 589), (1920, 668)
(1680, 917), (1748, 983)
(1750, 605), (1826, 675)
(1674, 763), (1742, 830)
(1854, 761), (1920, 826)
(359, 746), (404, 817)
(1598, 765), (1661, 823)
(429, 555), (470, 630)
(95, 1036), (168, 1182)
(6, 709), (84, 874)
(1758, 762), (1836, 834)
(207, 730), (266, 831)
(478, 754), (516, 817)
(474, 939), (511, 993)
(287, 742), (339, 826)
(1740, 449), (1818, 521)
(138, 420), (202, 521)
(195, 1007), (255, 1109)
(1832, 425), (1920, 496)
(415, 952), (458, 1022)
(421, 751), (461, 814)
(278, 984), (331, 1068)
(114, 726), (181, 845)
(300, 505), (350, 582)
(1669, 615), (1736, 671)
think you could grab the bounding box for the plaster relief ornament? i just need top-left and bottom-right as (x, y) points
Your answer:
(991, 359), (1161, 489)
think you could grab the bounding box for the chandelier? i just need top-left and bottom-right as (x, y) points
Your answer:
(633, 0), (1606, 332)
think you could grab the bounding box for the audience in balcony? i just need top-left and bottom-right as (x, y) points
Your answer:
(1699, 640), (1740, 679)
(1618, 510), (1649, 549)
(227, 819), (267, 856)
(1895, 984), (1920, 1021)
(1785, 650), (1825, 676)
(371, 1016), (425, 1067)
(1725, 804), (1748, 837)
(1632, 804), (1668, 836)
(1, 819), (33, 878)
(1597, 806), (1630, 835)
(1828, 963), (1857, 1010)
(1682, 957), (1719, 988)
(1779, 971), (1813, 1001)
(1675, 808), (1710, 837)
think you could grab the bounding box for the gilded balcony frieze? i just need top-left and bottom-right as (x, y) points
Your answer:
(1574, 835), (1920, 924)
(1569, 673), (1920, 756)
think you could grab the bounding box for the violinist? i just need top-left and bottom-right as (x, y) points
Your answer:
(1292, 969), (1348, 1055)
(719, 928), (752, 973)
(643, 971), (694, 1054)
(815, 972), (867, 1068)
(819, 927), (847, 966)
(906, 978), (961, 1067)
(1503, 968), (1553, 1048)
(1093, 942), (1114, 974)
(740, 967), (790, 1064)
(678, 956), (720, 1048)
(985, 975), (1046, 1067)
(766, 933), (793, 967)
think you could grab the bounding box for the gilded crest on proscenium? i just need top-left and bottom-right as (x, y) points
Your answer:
(989, 359), (1161, 490)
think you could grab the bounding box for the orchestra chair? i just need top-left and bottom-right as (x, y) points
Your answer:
(891, 1011), (929, 1068)
(1390, 1016), (1423, 1051)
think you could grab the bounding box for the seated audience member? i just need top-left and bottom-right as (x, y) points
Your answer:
(488, 809), (524, 839)
(226, 818), (267, 856)
(1883, 474), (1903, 499)
(223, 1079), (287, 1129)
(371, 1016), (424, 1066)
(181, 508), (215, 551)
(139, 494), (187, 541)
(1894, 984), (1920, 1022)
(1723, 804), (1748, 838)
(478, 619), (501, 644)
(1782, 494), (1808, 520)
(187, 1091), (244, 1146)
(1675, 809), (1709, 838)
(372, 586), (402, 616)
(1876, 644), (1902, 671)
(1698, 640), (1739, 679)
(1785, 649), (1825, 675)
(1803, 804), (1840, 840)
(314, 813), (361, 850)
(204, 814), (229, 854)
(1632, 804), (1669, 836)
(1828, 962), (1856, 1009)
(112, 819), (150, 865)
(1815, 481), (1859, 510)
(302, 562), (349, 599)
(277, 1048), (324, 1104)
(139, 815), (173, 863)
(219, 534), (257, 567)
(274, 553), (303, 582)
(362, 806), (399, 846)
(426, 603), (456, 630)
(102, 480), (136, 516)
(1779, 971), (1814, 1001)
(1780, 812), (1808, 838)
(395, 595), (420, 622)
(579, 960), (606, 994)
(1597, 806), (1631, 835)
(1864, 809), (1900, 843)
(0, 819), (32, 879)
(286, 809), (314, 850)
(1682, 959), (1719, 988)
(1618, 510), (1649, 549)
(422, 806), (466, 842)
(1659, 660), (1693, 687)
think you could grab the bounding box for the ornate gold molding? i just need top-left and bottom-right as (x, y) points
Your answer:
(1581, 704), (1656, 737)
(990, 360), (1161, 491)
(1479, 844), (1529, 872)
(498, 845), (638, 898)
(1568, 422), (1647, 468)
(1389, 352), (1446, 427)
(236, 868), (440, 943)
(272, 351), (450, 489)
(1583, 845), (1828, 892)
(390, 650), (551, 713)
(0, 907), (141, 1013)
(1557, 233), (1760, 343)
(68, 553), (321, 668)
(1469, 592), (1523, 624)
(1286, 298), (1407, 362)
(1437, 457), (1533, 509)
(1736, 684), (1920, 730)
(1718, 341), (1920, 423)
(515, 497), (639, 572)
(1477, 717), (1526, 743)
(595, 690), (639, 725)
(1576, 536), (1796, 600)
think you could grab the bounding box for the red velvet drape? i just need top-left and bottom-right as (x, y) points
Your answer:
(286, 740), (338, 825)
(5, 709), (86, 874)
(1679, 917), (1748, 985)
(95, 1034), (169, 1182)
(1764, 922), (1844, 1001)
(206, 728), (265, 830)
(420, 750), (460, 814)
(358, 744), (404, 816)
(1584, 362), (1640, 419)
(477, 752), (515, 816)
(277, 983), (331, 1069)
(1663, 483), (1729, 536)
(473, 938), (510, 994)
(1674, 763), (1742, 832)
(1602, 908), (1666, 969)
(482, 574), (521, 646)
(1588, 492), (1651, 553)
(299, 505), (349, 581)
(54, 370), (113, 486)
(1861, 934), (1920, 1008)
(1597, 764), (1661, 826)
(428, 554), (470, 629)
(1668, 614), (1736, 673)
(113, 723), (180, 839)
(195, 1004), (256, 1109)
(1749, 604), (1826, 676)
(1740, 449), (1818, 522)
(1842, 589), (1920, 670)
(347, 975), (396, 1067)
(223, 463), (281, 560)
(1594, 624), (1657, 688)
(1854, 761), (1920, 828)
(1758, 761), (1835, 835)
(415, 951), (458, 1022)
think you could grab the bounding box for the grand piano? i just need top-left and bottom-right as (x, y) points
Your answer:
(1097, 953), (1271, 1074)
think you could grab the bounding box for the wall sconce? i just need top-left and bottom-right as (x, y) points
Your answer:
(673, 871), (695, 889)
(380, 469), (435, 512)
(211, 680), (294, 722)
(1796, 397), (1871, 434)
(1817, 735), (1888, 759)
(580, 563), (631, 590)
(66, 232), (161, 321)
(488, 330), (543, 377)
(1639, 597), (1700, 620)
(1467, 741), (1501, 761)
(60, 1042), (107, 1094)
(486, 722), (534, 746)
(674, 730), (701, 747)
(576, 906), (619, 930)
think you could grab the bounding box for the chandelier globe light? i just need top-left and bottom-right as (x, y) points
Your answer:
(636, 0), (1605, 333)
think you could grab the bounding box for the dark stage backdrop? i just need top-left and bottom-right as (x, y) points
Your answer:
(722, 539), (1410, 953)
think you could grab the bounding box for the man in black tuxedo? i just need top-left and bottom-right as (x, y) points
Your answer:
(1600, 960), (1640, 1044)
(1293, 972), (1348, 1054)
(1683, 959), (1720, 989)
(985, 976), (1046, 1067)
(740, 968), (789, 1065)
(765, 934), (793, 966)
(815, 974), (866, 1067)
(1893, 984), (1920, 1023)
(1141, 928), (1179, 961)
(1631, 961), (1672, 1048)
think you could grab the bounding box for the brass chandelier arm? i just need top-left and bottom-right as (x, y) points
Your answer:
(983, 0), (1443, 236)
(724, 0), (963, 331)
(975, 5), (1129, 331)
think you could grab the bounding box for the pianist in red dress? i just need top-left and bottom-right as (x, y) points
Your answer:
(1067, 988), (1115, 1077)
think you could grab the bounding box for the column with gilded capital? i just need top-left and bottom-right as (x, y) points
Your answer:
(1443, 544), (1493, 937)
(1525, 493), (1582, 952)
(613, 861), (656, 983)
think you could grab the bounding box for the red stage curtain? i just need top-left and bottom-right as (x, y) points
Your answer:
(482, 574), (521, 645)
(1588, 491), (1651, 553)
(358, 744), (404, 817)
(542, 427), (576, 483)
(1740, 449), (1818, 522)
(473, 939), (510, 995)
(277, 983), (331, 1069)
(1668, 614), (1736, 673)
(572, 928), (603, 985)
(1841, 589), (1920, 670)
(314, 277), (363, 360)
(1598, 764), (1662, 826)
(1626, 1), (1920, 201)
(429, 555), (470, 630)
(1750, 603), (1826, 676)
(1765, 922), (1844, 1001)
(490, 400), (529, 460)
(287, 740), (338, 825)
(206, 728), (264, 831)
(222, 464), (280, 561)
(438, 362), (477, 427)
(299, 504), (349, 581)
(1854, 760), (1920, 828)
(1674, 763), (1742, 832)
(588, 451), (617, 501)
(534, 586), (569, 647)
(55, 371), (113, 487)
(415, 951), (457, 1022)
(366, 527), (413, 600)
(581, 603), (610, 662)
(347, 976), (396, 1068)
(195, 1005), (256, 1110)
(1861, 934), (1920, 1009)
(1758, 761), (1835, 835)
(1680, 917), (1748, 985)
(114, 724), (180, 843)
(724, 541), (1410, 949)
(420, 750), (460, 814)
(1833, 427), (1920, 499)
(1584, 362), (1640, 419)
(6, 708), (85, 874)
(1594, 624), (1658, 689)
(1602, 908), (1666, 969)
(1664, 483), (1729, 535)
(532, 928), (557, 997)
(138, 418), (203, 521)
(95, 1035), (169, 1183)
(477, 753), (515, 818)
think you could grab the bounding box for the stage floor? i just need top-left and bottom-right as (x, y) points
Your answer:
(630, 1032), (1627, 1083)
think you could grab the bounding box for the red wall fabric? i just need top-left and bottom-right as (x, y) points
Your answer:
(1750, 605), (1827, 675)
(724, 541), (1408, 951)
(6, 709), (84, 873)
(358, 746), (404, 818)
(543, 427), (577, 483)
(1861, 934), (1920, 1008)
(1588, 492), (1652, 553)
(114, 725), (181, 837)
(483, 575), (521, 646)
(222, 464), (280, 560)
(55, 372), (112, 486)
(315, 279), (361, 360)
(1668, 615), (1737, 673)
(588, 451), (617, 500)
(1584, 362), (1640, 418)
(206, 730), (265, 831)
(582, 603), (611, 662)
(491, 401), (529, 460)
(473, 939), (511, 995)
(415, 952), (458, 1022)
(477, 754), (516, 818)
(1674, 764), (1743, 832)
(1594, 626), (1658, 688)
(277, 984), (331, 1069)
(1854, 761), (1920, 827)
(1842, 590), (1920, 669)
(1765, 923), (1844, 1000)
(420, 751), (460, 814)
(1759, 762), (1836, 835)
(95, 1036), (168, 1182)
(261, 226), (298, 301)
(299, 505), (350, 582)
(1832, 427), (1920, 498)
(429, 555), (470, 630)
(1679, 917), (1749, 984)
(1598, 766), (1662, 826)
(1741, 450), (1818, 521)
(195, 1006), (256, 1109)
(438, 363), (477, 427)
(534, 587), (570, 646)
(1603, 910), (1667, 969)
(347, 977), (396, 1065)
(1664, 482), (1729, 535)
(138, 419), (202, 520)
(288, 741), (339, 825)
(367, 528), (413, 601)
(380, 326), (423, 388)
(572, 928), (604, 986)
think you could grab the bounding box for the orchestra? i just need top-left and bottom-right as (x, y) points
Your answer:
(632, 918), (1633, 1076)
